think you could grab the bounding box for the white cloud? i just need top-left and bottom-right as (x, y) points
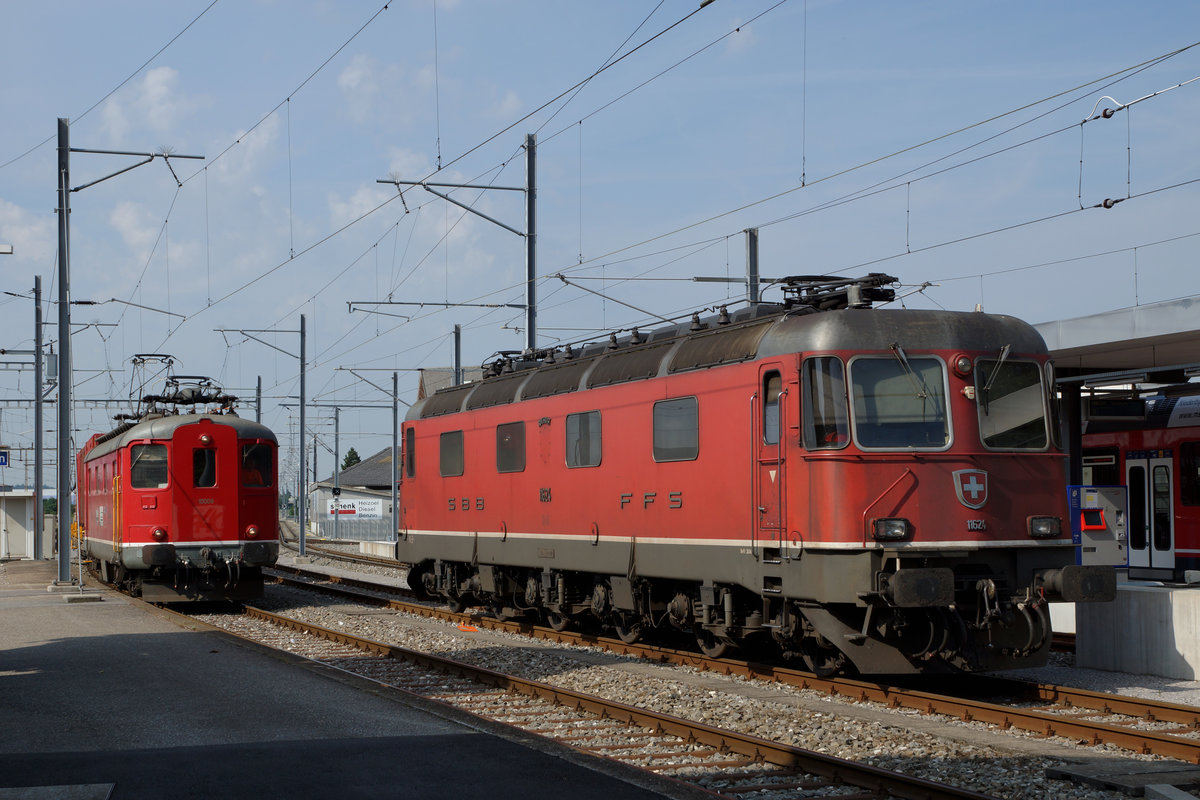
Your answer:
(490, 89), (521, 120)
(100, 66), (197, 145)
(109, 201), (158, 260)
(327, 183), (392, 228)
(725, 17), (758, 54)
(337, 53), (408, 125)
(0, 200), (56, 264)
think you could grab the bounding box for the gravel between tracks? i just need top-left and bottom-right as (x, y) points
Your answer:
(262, 550), (1200, 800)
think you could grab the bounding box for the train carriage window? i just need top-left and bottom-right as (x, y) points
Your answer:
(976, 358), (1049, 450)
(1082, 448), (1120, 486)
(496, 421), (526, 473)
(440, 430), (464, 477)
(566, 411), (602, 468)
(1153, 465), (1172, 551)
(802, 357), (849, 450)
(1182, 442), (1200, 506)
(404, 426), (416, 478)
(653, 397), (698, 462)
(850, 355), (949, 449)
(130, 444), (168, 489)
(193, 448), (217, 488)
(763, 373), (782, 445)
(240, 444), (273, 487)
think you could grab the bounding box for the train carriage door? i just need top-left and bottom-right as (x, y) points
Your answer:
(754, 367), (787, 557)
(1127, 450), (1175, 579)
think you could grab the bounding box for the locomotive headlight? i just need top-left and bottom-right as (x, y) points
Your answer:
(245, 525), (259, 539)
(1028, 516), (1062, 538)
(872, 518), (911, 541)
(151, 527), (168, 542)
(952, 354), (973, 378)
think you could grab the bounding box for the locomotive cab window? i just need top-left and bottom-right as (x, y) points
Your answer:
(802, 357), (849, 450)
(849, 354), (949, 449)
(440, 430), (464, 477)
(653, 397), (698, 462)
(130, 444), (168, 489)
(975, 357), (1049, 450)
(496, 421), (526, 473)
(763, 373), (782, 445)
(240, 444), (273, 487)
(193, 448), (217, 488)
(566, 410), (602, 468)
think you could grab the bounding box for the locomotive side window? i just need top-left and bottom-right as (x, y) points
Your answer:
(240, 444), (273, 487)
(404, 426), (416, 478)
(440, 430), (464, 477)
(566, 411), (602, 468)
(1182, 442), (1200, 506)
(653, 397), (698, 462)
(849, 356), (949, 449)
(193, 448), (217, 488)
(763, 373), (782, 445)
(802, 358), (848, 450)
(130, 444), (168, 489)
(975, 359), (1049, 450)
(496, 421), (526, 473)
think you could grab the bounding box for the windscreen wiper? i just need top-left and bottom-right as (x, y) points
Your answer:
(980, 344), (1011, 416)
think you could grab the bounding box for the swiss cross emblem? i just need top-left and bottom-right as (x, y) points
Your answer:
(953, 469), (988, 509)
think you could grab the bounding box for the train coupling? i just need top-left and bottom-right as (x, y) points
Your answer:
(1035, 565), (1117, 602)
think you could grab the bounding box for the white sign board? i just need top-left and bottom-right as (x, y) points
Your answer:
(326, 497), (383, 519)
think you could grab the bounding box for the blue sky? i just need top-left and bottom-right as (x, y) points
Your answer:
(2, 0), (1199, 490)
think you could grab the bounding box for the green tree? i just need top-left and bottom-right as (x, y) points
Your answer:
(43, 498), (57, 516)
(341, 447), (361, 471)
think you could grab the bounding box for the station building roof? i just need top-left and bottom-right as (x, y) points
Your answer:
(1035, 296), (1200, 384)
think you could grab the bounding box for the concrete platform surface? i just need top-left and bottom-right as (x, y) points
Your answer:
(0, 559), (695, 800)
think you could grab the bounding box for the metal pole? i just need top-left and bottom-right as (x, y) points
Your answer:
(333, 406), (340, 542)
(745, 228), (760, 306)
(525, 133), (537, 352)
(453, 325), (462, 385)
(391, 371), (399, 542)
(55, 118), (72, 584)
(255, 375), (262, 423)
(298, 314), (306, 557)
(34, 276), (43, 559)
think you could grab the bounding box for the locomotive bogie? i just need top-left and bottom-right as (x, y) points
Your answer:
(398, 298), (1115, 674)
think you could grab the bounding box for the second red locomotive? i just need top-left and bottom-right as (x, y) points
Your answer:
(397, 275), (1115, 675)
(77, 376), (279, 601)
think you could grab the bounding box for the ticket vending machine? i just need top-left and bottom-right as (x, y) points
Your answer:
(1067, 485), (1128, 567)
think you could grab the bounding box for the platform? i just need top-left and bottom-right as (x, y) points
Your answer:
(1077, 574), (1200, 680)
(0, 559), (699, 800)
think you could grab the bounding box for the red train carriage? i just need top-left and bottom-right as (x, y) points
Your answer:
(1082, 392), (1200, 581)
(397, 276), (1115, 675)
(77, 380), (279, 601)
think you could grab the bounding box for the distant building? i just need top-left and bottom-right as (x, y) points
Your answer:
(310, 446), (399, 541)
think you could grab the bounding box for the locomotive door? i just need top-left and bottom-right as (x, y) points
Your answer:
(1126, 450), (1175, 577)
(754, 367), (787, 556)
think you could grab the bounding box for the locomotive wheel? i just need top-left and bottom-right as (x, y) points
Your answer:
(695, 628), (729, 659)
(800, 636), (847, 677)
(546, 610), (572, 632)
(446, 595), (469, 613)
(613, 613), (644, 644)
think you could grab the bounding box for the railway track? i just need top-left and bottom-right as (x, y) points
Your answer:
(266, 559), (1200, 765)
(186, 598), (998, 800)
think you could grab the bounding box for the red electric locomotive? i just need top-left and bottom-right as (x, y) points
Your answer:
(1082, 391), (1200, 581)
(397, 275), (1115, 675)
(77, 376), (279, 601)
